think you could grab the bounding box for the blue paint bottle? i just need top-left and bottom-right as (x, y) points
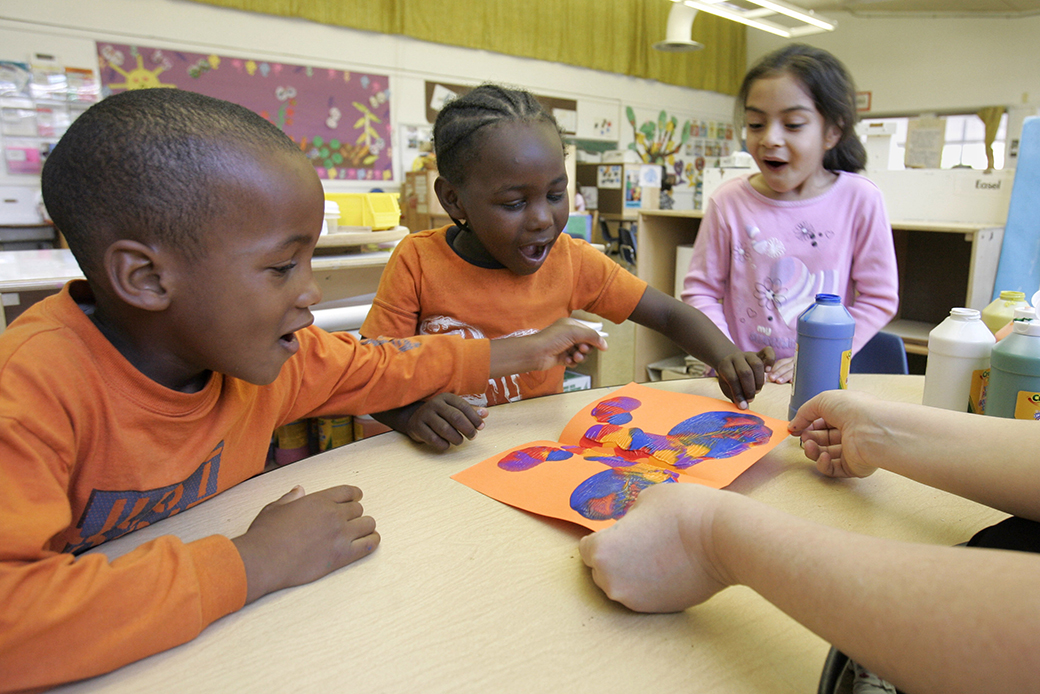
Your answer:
(789, 294), (856, 419)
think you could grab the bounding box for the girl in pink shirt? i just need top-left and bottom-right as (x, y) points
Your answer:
(682, 44), (898, 383)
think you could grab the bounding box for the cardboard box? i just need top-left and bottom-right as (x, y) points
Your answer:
(563, 369), (592, 392)
(646, 355), (709, 382)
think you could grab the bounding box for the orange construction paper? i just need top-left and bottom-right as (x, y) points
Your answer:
(452, 382), (788, 530)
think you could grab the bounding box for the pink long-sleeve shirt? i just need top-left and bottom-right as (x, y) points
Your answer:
(681, 172), (899, 358)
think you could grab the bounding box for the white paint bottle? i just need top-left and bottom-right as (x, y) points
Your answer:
(922, 308), (995, 413)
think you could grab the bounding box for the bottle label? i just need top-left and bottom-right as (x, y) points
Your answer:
(276, 420), (310, 449)
(1013, 392), (1040, 420)
(791, 343), (799, 388)
(968, 368), (989, 414)
(839, 349), (851, 389)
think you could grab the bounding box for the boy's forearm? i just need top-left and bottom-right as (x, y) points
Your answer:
(704, 493), (1040, 694)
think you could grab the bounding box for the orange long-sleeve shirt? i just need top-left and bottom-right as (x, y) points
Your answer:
(0, 281), (490, 692)
(362, 227), (647, 405)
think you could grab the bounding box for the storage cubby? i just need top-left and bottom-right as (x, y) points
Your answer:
(631, 210), (1005, 381)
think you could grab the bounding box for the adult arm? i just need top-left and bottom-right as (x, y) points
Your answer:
(580, 483), (1040, 694)
(789, 389), (1040, 522)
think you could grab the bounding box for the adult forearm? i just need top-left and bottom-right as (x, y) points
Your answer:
(707, 492), (1040, 694)
(856, 400), (1040, 519)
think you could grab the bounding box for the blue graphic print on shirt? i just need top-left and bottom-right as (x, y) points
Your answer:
(66, 441), (223, 554)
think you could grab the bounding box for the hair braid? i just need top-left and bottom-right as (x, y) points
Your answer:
(433, 83), (561, 184)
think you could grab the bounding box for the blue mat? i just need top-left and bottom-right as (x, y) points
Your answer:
(993, 116), (1040, 301)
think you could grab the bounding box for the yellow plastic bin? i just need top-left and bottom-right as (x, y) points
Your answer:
(324, 193), (401, 230)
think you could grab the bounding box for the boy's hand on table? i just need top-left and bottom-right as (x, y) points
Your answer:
(579, 483), (731, 613)
(405, 394), (487, 451)
(766, 356), (794, 384)
(714, 347), (773, 410)
(232, 485), (379, 604)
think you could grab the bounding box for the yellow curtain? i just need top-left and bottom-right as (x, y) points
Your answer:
(977, 106), (1006, 171)
(185, 0), (745, 95)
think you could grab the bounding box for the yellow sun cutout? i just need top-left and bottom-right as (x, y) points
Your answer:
(106, 53), (176, 91)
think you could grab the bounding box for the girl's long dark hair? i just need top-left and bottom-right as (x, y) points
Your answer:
(737, 44), (867, 173)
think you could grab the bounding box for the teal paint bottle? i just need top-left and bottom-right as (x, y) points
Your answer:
(984, 319), (1040, 419)
(789, 294), (855, 420)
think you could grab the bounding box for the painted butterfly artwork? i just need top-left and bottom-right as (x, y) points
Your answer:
(494, 395), (773, 522)
(453, 383), (787, 530)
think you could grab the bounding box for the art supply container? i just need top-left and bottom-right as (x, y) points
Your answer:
(314, 416), (354, 452)
(789, 294), (855, 419)
(322, 200), (340, 235)
(922, 308), (995, 413)
(274, 420), (311, 465)
(985, 319), (1040, 419)
(995, 306), (1036, 341)
(981, 290), (1028, 335)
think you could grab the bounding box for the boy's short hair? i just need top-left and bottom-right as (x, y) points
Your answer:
(433, 83), (562, 186)
(41, 88), (304, 280)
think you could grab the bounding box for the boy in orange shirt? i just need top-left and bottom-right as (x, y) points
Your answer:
(0, 88), (605, 691)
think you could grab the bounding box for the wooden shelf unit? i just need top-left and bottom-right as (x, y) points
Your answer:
(633, 209), (1004, 381)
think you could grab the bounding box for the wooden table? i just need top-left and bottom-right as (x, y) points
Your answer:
(58, 375), (1006, 693)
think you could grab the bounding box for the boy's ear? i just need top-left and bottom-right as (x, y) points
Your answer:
(434, 175), (466, 220)
(103, 240), (172, 312)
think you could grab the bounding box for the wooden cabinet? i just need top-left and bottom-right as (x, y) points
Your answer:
(400, 169), (451, 232)
(632, 210), (1005, 380)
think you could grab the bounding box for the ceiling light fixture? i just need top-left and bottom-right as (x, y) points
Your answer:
(674, 0), (836, 39)
(653, 2), (705, 52)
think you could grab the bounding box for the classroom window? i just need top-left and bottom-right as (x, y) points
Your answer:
(860, 113), (1008, 170)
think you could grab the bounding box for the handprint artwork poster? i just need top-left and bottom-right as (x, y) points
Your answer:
(452, 383), (788, 530)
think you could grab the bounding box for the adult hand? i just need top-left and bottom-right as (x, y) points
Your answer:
(579, 483), (731, 613)
(788, 390), (881, 478)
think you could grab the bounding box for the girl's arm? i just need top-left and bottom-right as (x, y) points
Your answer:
(629, 286), (772, 408)
(580, 483), (1040, 694)
(679, 201), (734, 341)
(846, 187), (900, 353)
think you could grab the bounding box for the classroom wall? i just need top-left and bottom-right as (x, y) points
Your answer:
(0, 0), (735, 202)
(747, 12), (1040, 118)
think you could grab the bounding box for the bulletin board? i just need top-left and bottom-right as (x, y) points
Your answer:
(96, 43), (393, 182)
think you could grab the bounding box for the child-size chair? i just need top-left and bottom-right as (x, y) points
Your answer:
(849, 331), (908, 375)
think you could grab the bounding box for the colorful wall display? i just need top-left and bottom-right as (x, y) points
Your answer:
(96, 43), (392, 181)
